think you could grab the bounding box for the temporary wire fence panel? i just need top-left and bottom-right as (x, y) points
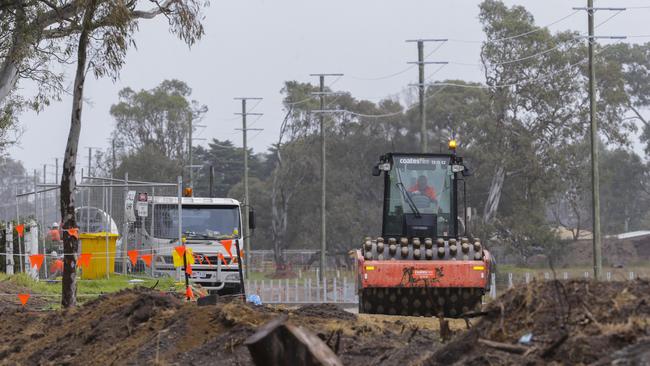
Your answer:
(3, 176), (181, 280)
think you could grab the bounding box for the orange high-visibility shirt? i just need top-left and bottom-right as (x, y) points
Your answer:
(49, 229), (61, 242)
(408, 185), (437, 201)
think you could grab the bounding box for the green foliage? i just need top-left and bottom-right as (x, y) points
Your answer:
(114, 144), (182, 183)
(192, 139), (267, 198)
(95, 0), (650, 266)
(110, 79), (207, 162)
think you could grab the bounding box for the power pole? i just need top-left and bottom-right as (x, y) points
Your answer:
(574, 4), (625, 280)
(186, 118), (206, 189)
(189, 117), (193, 188)
(88, 147), (92, 177)
(84, 146), (102, 178)
(111, 137), (116, 176)
(310, 73), (343, 281)
(406, 39), (447, 153)
(234, 97), (263, 278)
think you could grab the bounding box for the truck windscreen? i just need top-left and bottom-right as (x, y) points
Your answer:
(152, 204), (241, 240)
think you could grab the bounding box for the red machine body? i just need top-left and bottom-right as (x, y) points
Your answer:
(356, 249), (491, 289)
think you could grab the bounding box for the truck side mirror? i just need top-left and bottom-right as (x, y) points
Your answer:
(372, 165), (381, 176)
(248, 208), (256, 230)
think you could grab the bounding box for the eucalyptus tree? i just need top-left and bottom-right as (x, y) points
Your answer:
(58, 0), (205, 307)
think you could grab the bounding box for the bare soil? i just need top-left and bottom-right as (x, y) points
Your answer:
(2, 279), (648, 365)
(426, 279), (650, 365)
(0, 288), (463, 365)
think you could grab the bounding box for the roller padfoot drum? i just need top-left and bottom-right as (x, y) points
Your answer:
(359, 287), (483, 318)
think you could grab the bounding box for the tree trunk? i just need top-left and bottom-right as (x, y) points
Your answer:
(0, 50), (20, 105)
(482, 165), (506, 224)
(270, 166), (290, 267)
(60, 0), (97, 308)
(0, 5), (25, 105)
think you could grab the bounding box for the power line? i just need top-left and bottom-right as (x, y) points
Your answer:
(445, 9), (625, 68)
(328, 42), (617, 119)
(284, 76), (346, 106)
(430, 43), (615, 90)
(447, 10), (581, 44)
(347, 41), (447, 81)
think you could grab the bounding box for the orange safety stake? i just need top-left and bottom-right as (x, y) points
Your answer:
(221, 240), (233, 257)
(15, 224), (24, 238)
(29, 254), (44, 270)
(185, 286), (193, 300)
(141, 254), (153, 267)
(18, 293), (30, 306)
(127, 250), (139, 266)
(78, 253), (92, 268)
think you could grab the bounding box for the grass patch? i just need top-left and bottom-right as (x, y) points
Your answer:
(0, 272), (179, 302)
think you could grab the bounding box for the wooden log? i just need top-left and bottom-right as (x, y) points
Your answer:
(245, 314), (343, 366)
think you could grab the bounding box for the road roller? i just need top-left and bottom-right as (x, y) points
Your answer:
(356, 141), (494, 317)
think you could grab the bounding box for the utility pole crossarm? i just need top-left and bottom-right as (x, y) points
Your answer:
(407, 61), (449, 65)
(572, 7), (626, 11)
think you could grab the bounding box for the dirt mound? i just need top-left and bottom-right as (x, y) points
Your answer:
(427, 279), (650, 365)
(292, 303), (357, 321)
(0, 288), (454, 365)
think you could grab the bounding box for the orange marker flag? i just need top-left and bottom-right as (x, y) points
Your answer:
(15, 224), (24, 238)
(185, 286), (193, 300)
(174, 246), (186, 258)
(78, 253), (92, 268)
(185, 263), (192, 275)
(127, 250), (139, 266)
(66, 228), (79, 239)
(51, 259), (63, 273)
(29, 254), (44, 270)
(18, 293), (30, 306)
(221, 240), (233, 257)
(141, 254), (153, 267)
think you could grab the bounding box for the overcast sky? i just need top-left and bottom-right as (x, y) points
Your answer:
(8, 0), (650, 180)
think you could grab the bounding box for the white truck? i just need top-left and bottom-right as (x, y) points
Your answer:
(127, 193), (253, 295)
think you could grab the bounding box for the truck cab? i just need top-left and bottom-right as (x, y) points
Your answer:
(132, 195), (247, 294)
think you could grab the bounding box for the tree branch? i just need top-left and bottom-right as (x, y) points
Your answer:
(628, 103), (649, 127)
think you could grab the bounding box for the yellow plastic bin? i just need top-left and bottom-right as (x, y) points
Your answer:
(80, 232), (118, 279)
